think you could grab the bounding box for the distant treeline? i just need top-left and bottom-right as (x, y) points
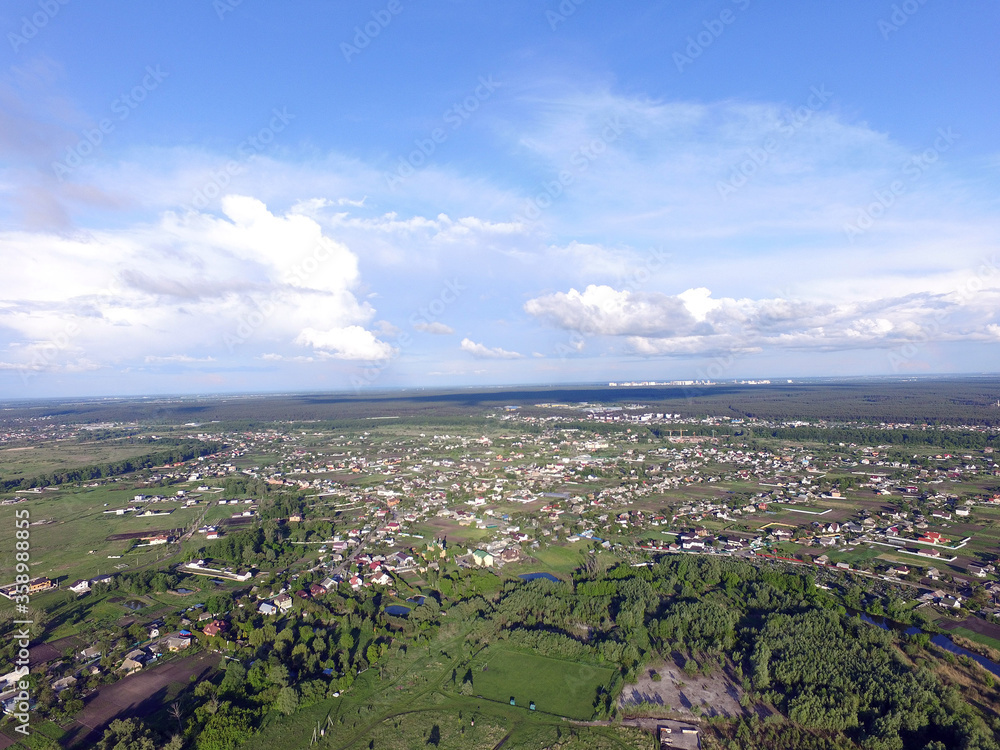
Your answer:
(0, 439), (223, 491)
(752, 427), (995, 450)
(1, 378), (999, 427)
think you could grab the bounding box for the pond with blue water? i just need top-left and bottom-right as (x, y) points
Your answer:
(518, 572), (561, 583)
(857, 611), (1000, 678)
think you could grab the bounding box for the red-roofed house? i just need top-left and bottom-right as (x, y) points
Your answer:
(203, 620), (228, 637)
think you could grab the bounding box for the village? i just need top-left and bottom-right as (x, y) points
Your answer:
(4, 402), (1000, 706)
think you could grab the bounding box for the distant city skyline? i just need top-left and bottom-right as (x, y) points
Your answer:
(1, 1), (998, 397)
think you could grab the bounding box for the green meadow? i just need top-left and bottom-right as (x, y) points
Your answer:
(465, 648), (615, 720)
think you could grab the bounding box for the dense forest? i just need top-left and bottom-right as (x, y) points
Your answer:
(2, 378), (999, 427)
(753, 427), (996, 450)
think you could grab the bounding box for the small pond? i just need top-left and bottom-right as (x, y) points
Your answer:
(518, 572), (561, 583)
(385, 605), (411, 617)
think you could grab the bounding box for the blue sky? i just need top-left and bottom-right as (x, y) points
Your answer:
(1, 0), (998, 396)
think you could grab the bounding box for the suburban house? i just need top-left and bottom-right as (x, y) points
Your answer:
(164, 636), (191, 652)
(472, 549), (494, 567)
(258, 602), (278, 616)
(274, 594), (293, 612)
(309, 583), (327, 597)
(393, 551), (415, 568)
(52, 676), (77, 695)
(500, 547), (521, 563)
(27, 577), (55, 594)
(69, 580), (91, 594)
(120, 649), (148, 674)
(203, 620), (228, 637)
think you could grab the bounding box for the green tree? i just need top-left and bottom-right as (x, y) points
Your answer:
(267, 663), (290, 687)
(195, 704), (255, 750)
(219, 661), (246, 697)
(276, 686), (299, 715)
(97, 718), (156, 750)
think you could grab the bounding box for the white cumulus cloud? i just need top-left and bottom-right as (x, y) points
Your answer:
(295, 326), (396, 361)
(460, 338), (523, 359)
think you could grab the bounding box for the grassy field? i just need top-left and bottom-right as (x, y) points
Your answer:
(0, 482), (255, 584)
(950, 627), (1000, 652)
(823, 546), (887, 566)
(342, 711), (651, 750)
(525, 543), (587, 576)
(0, 439), (162, 481)
(246, 696), (651, 750)
(466, 648), (615, 720)
(242, 617), (633, 750)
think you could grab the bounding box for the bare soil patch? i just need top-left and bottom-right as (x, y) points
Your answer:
(940, 616), (1000, 641)
(220, 516), (255, 527)
(620, 656), (745, 720)
(61, 651), (220, 747)
(28, 642), (62, 665)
